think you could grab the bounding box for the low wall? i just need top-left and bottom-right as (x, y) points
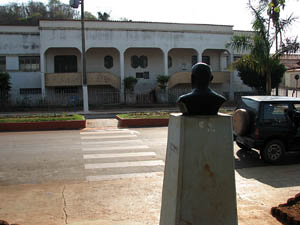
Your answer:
(0, 120), (86, 132)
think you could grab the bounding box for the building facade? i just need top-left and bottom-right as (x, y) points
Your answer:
(0, 20), (252, 106)
(280, 54), (300, 90)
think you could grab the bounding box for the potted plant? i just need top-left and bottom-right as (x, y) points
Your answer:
(123, 76), (138, 104)
(156, 75), (169, 103)
(156, 75), (169, 90)
(124, 76), (138, 91)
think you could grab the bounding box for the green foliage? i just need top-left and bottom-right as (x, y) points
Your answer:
(0, 114), (84, 123)
(84, 11), (97, 20)
(97, 11), (110, 21)
(227, 0), (299, 94)
(156, 75), (169, 89)
(117, 112), (170, 119)
(225, 35), (253, 53)
(234, 55), (286, 91)
(0, 0), (102, 25)
(0, 72), (11, 106)
(124, 76), (138, 91)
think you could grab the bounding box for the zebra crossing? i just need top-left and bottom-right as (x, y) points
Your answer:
(80, 128), (164, 181)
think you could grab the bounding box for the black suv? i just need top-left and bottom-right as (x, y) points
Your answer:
(233, 96), (300, 163)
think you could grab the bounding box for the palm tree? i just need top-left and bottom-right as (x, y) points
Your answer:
(97, 12), (110, 21)
(226, 0), (299, 95)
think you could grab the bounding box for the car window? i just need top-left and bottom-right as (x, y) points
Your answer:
(262, 103), (289, 124)
(241, 99), (259, 112)
(293, 104), (300, 111)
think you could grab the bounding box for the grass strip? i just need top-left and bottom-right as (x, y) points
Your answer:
(117, 112), (170, 119)
(0, 114), (85, 123)
(117, 109), (233, 119)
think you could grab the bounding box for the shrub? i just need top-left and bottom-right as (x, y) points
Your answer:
(0, 72), (11, 106)
(156, 75), (169, 89)
(124, 76), (138, 91)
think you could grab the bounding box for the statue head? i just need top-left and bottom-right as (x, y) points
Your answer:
(191, 63), (213, 89)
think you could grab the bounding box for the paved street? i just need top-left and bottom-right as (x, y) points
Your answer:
(1, 122), (300, 225)
(80, 128), (165, 182)
(0, 126), (168, 185)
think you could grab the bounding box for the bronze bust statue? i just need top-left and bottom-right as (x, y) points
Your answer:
(176, 62), (226, 115)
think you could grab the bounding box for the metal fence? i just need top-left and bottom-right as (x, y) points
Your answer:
(2, 87), (120, 111)
(4, 86), (298, 112)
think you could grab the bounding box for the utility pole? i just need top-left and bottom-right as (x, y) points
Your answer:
(70, 0), (89, 113)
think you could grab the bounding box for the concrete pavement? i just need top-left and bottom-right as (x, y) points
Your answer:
(1, 164), (300, 225)
(1, 118), (300, 225)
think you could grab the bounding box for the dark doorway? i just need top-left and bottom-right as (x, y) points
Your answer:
(54, 55), (77, 73)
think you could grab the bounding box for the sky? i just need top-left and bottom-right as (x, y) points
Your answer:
(1, 0), (300, 39)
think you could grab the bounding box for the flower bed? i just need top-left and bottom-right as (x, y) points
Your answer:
(0, 114), (86, 131)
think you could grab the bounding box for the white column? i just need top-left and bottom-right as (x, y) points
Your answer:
(163, 50), (169, 76)
(40, 51), (46, 98)
(228, 52), (234, 101)
(119, 49), (125, 103)
(197, 49), (203, 64)
(220, 53), (223, 71)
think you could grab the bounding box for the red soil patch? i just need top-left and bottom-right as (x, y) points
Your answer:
(271, 193), (300, 224)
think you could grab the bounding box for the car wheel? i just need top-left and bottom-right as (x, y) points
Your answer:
(262, 140), (285, 163)
(232, 109), (250, 136)
(236, 141), (251, 150)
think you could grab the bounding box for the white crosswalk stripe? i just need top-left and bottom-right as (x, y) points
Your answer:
(81, 135), (137, 140)
(85, 160), (165, 169)
(82, 145), (149, 152)
(80, 129), (138, 135)
(86, 172), (163, 182)
(81, 139), (143, 145)
(83, 152), (156, 159)
(80, 129), (164, 181)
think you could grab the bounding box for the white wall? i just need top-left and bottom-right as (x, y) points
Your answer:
(86, 48), (120, 75)
(0, 33), (40, 55)
(124, 48), (164, 93)
(168, 49), (197, 75)
(5, 55), (42, 100)
(39, 20), (233, 55)
(0, 21), (254, 100)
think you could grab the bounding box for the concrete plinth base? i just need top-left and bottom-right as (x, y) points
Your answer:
(160, 113), (238, 225)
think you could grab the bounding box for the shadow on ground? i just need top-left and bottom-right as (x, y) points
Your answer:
(235, 148), (300, 188)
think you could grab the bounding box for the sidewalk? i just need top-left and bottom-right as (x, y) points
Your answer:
(0, 105), (179, 118)
(1, 164), (300, 225)
(0, 105), (235, 118)
(1, 115), (299, 225)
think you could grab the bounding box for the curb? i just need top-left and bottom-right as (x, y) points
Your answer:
(115, 115), (169, 128)
(0, 120), (86, 132)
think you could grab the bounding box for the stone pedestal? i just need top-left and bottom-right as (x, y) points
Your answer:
(160, 113), (238, 225)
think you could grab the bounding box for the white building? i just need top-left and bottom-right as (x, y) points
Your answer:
(0, 20), (252, 106)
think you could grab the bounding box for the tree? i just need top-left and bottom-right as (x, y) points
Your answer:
(97, 11), (110, 21)
(25, 1), (48, 25)
(0, 3), (27, 25)
(234, 55), (286, 92)
(226, 0), (299, 95)
(84, 11), (97, 20)
(0, 0), (83, 25)
(0, 72), (11, 107)
(47, 0), (79, 20)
